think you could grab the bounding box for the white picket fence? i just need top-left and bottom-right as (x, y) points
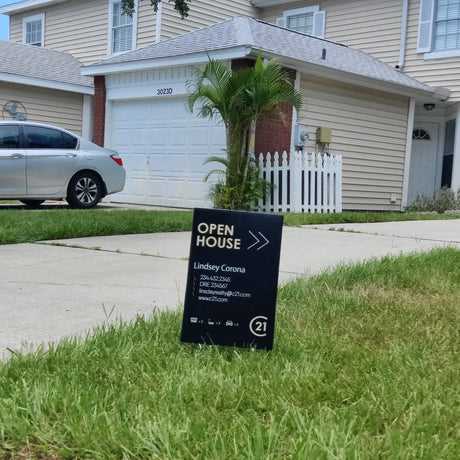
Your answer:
(256, 151), (342, 213)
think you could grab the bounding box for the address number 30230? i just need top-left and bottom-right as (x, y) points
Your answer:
(157, 87), (173, 95)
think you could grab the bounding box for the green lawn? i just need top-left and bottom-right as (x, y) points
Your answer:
(0, 206), (458, 245)
(0, 248), (459, 459)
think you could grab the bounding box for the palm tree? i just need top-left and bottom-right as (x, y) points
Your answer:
(188, 51), (302, 210)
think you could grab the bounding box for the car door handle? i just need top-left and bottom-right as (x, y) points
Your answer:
(65, 153), (78, 158)
(9, 153), (24, 159)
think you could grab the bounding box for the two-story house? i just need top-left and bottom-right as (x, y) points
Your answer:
(1, 0), (458, 212)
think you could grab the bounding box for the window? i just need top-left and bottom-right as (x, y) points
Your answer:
(277, 6), (326, 39)
(0, 125), (20, 149)
(110, 0), (136, 55)
(418, 0), (460, 57)
(23, 13), (45, 47)
(441, 119), (456, 187)
(24, 126), (78, 149)
(412, 128), (431, 140)
(434, 0), (460, 50)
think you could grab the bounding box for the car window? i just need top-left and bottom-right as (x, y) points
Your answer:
(0, 125), (20, 148)
(24, 126), (78, 149)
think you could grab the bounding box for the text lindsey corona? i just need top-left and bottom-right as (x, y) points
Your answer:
(193, 262), (246, 274)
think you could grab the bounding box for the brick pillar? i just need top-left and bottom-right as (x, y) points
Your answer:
(93, 75), (106, 147)
(254, 102), (293, 160)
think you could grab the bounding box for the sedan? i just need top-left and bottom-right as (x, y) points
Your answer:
(0, 121), (126, 208)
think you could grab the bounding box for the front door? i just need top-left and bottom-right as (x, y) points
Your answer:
(408, 124), (439, 205)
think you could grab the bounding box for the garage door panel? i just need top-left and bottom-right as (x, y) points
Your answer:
(190, 127), (213, 146)
(123, 153), (149, 171)
(150, 127), (170, 145)
(189, 153), (210, 174)
(132, 128), (150, 146)
(150, 153), (168, 173)
(113, 127), (132, 146)
(169, 153), (189, 173)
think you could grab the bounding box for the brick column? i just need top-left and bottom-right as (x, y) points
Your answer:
(254, 102), (293, 159)
(93, 75), (106, 147)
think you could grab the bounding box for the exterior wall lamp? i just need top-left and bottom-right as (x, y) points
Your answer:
(423, 103), (436, 111)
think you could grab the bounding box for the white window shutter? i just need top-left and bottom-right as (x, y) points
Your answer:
(276, 17), (286, 28)
(313, 10), (326, 38)
(417, 0), (435, 53)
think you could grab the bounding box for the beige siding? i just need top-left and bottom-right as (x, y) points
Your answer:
(298, 75), (409, 211)
(0, 82), (83, 134)
(261, 0), (403, 66)
(137, 1), (157, 48)
(159, 0), (257, 41)
(402, 1), (460, 101)
(9, 0), (108, 65)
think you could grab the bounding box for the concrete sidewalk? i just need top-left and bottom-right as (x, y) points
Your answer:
(1, 219), (459, 357)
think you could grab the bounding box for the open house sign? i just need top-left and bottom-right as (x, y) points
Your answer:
(181, 208), (283, 350)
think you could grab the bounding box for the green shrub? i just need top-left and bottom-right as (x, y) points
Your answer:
(406, 187), (460, 213)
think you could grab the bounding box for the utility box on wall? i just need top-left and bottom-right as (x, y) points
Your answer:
(294, 125), (309, 147)
(316, 127), (332, 144)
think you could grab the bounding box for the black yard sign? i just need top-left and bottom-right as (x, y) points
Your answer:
(181, 208), (283, 350)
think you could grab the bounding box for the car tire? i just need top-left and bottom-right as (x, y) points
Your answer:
(67, 171), (102, 209)
(20, 199), (45, 207)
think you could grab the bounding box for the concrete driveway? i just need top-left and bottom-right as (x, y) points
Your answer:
(1, 217), (459, 358)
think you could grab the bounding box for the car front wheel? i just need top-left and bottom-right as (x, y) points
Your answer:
(67, 171), (102, 209)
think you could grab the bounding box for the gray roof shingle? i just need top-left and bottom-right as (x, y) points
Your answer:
(85, 16), (433, 95)
(0, 40), (93, 90)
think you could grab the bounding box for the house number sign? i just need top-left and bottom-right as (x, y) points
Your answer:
(156, 87), (173, 95)
(181, 208), (283, 350)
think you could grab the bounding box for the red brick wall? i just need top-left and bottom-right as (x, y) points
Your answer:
(93, 75), (106, 147)
(254, 102), (293, 158)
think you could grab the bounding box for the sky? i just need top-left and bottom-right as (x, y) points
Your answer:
(0, 0), (24, 41)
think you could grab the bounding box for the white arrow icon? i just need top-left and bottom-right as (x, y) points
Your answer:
(247, 231), (270, 250)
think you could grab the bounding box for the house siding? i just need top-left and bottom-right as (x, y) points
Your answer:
(159, 0), (257, 41)
(137, 1), (158, 47)
(298, 75), (409, 211)
(0, 82), (83, 134)
(9, 0), (108, 65)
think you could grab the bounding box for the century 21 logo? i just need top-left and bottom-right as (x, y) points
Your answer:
(195, 222), (242, 250)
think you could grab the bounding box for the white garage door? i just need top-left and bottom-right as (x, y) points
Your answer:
(109, 97), (226, 208)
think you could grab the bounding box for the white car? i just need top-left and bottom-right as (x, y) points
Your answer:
(0, 121), (126, 209)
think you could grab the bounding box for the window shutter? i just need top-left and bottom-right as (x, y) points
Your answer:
(312, 10), (326, 38)
(276, 17), (286, 28)
(417, 0), (435, 53)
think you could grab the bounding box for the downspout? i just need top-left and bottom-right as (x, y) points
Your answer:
(401, 97), (416, 210)
(396, 0), (409, 69)
(290, 71), (301, 152)
(155, 1), (162, 43)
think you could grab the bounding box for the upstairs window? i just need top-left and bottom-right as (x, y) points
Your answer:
(23, 13), (45, 47)
(434, 0), (460, 50)
(110, 0), (136, 55)
(277, 5), (326, 39)
(418, 0), (460, 57)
